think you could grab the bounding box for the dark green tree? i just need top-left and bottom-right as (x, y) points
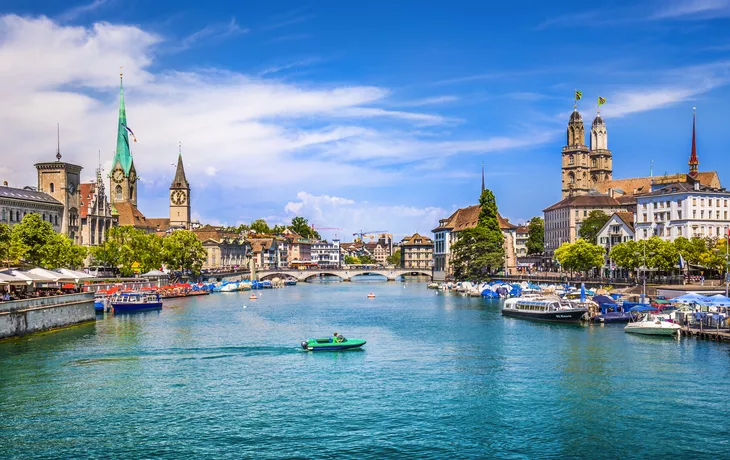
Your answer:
(359, 254), (377, 265)
(250, 219), (272, 235)
(451, 188), (505, 280)
(578, 210), (610, 244)
(92, 226), (162, 276)
(387, 249), (401, 266)
(526, 216), (544, 255)
(162, 230), (207, 275)
(0, 223), (11, 266)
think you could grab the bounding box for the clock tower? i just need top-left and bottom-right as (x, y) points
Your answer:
(169, 150), (191, 230)
(109, 71), (138, 207)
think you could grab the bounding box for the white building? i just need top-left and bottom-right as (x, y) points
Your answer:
(311, 239), (341, 267)
(596, 212), (635, 275)
(634, 181), (730, 241)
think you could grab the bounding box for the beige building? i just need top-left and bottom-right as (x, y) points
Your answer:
(194, 226), (250, 270)
(365, 242), (389, 265)
(400, 233), (433, 269)
(543, 194), (631, 256)
(432, 204), (520, 280)
(282, 229), (312, 265)
(0, 184), (64, 232)
(249, 238), (281, 269)
(35, 157), (83, 243)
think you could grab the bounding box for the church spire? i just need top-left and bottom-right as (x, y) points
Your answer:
(172, 142), (189, 188)
(112, 69), (133, 175)
(688, 108), (699, 178)
(481, 163), (485, 193)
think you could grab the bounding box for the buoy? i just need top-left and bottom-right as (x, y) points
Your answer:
(249, 294), (257, 300)
(367, 292), (375, 298)
(243, 305), (247, 309)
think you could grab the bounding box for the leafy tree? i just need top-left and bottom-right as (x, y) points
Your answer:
(554, 239), (605, 273)
(250, 219), (272, 235)
(609, 240), (642, 271)
(359, 254), (377, 265)
(578, 210), (610, 244)
(674, 237), (707, 266)
(42, 234), (88, 269)
(0, 223), (11, 266)
(344, 255), (360, 265)
(287, 216), (321, 240)
(8, 214), (87, 268)
(644, 236), (678, 271)
(700, 237), (728, 272)
(92, 226), (162, 276)
(387, 249), (401, 266)
(162, 230), (207, 275)
(526, 217), (544, 255)
(272, 225), (287, 234)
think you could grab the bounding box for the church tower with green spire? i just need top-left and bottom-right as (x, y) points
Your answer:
(110, 71), (138, 207)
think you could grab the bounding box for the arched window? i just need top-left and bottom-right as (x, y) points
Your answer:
(50, 183), (55, 193)
(42, 214), (46, 221)
(591, 175), (598, 184)
(16, 211), (20, 221)
(591, 158), (597, 168)
(130, 185), (134, 199)
(55, 215), (58, 225)
(115, 185), (122, 201)
(568, 172), (575, 184)
(569, 155), (574, 165)
(1, 209), (4, 221)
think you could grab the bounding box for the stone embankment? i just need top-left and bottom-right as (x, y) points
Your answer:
(0, 293), (95, 339)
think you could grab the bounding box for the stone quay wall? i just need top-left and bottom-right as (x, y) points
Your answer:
(0, 293), (95, 339)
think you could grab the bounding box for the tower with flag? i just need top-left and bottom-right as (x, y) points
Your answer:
(110, 69), (139, 207)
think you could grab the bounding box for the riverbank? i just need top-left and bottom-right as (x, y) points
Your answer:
(0, 293), (95, 339)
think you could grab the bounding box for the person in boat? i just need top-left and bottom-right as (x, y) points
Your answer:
(332, 332), (338, 343)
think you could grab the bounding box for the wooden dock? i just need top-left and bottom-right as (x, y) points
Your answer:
(680, 326), (730, 342)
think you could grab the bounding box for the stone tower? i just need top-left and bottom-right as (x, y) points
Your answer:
(589, 114), (612, 186)
(561, 109), (591, 198)
(169, 150), (191, 230)
(109, 72), (138, 207)
(35, 129), (83, 242)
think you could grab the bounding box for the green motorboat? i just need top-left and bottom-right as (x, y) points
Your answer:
(300, 336), (366, 351)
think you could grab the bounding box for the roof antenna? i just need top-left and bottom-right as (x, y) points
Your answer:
(56, 123), (62, 161)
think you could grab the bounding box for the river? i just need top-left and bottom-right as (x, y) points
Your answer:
(1, 281), (729, 459)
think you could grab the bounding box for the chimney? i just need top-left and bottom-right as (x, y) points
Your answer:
(608, 188), (615, 198)
(694, 181), (700, 191)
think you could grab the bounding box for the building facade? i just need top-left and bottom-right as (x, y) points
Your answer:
(194, 226), (250, 269)
(79, 168), (116, 246)
(35, 158), (83, 243)
(311, 239), (341, 267)
(596, 212), (635, 275)
(169, 151), (191, 230)
(0, 185), (64, 231)
(400, 233), (433, 269)
(249, 238), (281, 269)
(561, 110), (613, 198)
(543, 194), (629, 256)
(634, 182), (730, 241)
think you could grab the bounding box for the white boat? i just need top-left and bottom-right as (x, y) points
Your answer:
(624, 314), (681, 336)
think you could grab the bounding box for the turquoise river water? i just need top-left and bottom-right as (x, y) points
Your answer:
(1, 281), (730, 459)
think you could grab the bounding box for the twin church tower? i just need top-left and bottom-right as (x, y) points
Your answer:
(109, 72), (191, 231)
(561, 109), (613, 198)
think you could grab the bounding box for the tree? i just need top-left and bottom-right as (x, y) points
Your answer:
(674, 237), (707, 266)
(609, 240), (642, 271)
(250, 219), (272, 235)
(387, 249), (401, 266)
(644, 236), (678, 271)
(526, 217), (544, 255)
(578, 210), (610, 244)
(92, 226), (162, 276)
(344, 255), (360, 265)
(0, 223), (11, 266)
(555, 239), (605, 273)
(359, 254), (377, 265)
(8, 214), (87, 269)
(287, 216), (321, 240)
(272, 224), (287, 235)
(162, 230), (207, 275)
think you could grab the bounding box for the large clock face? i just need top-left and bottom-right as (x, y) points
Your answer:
(112, 168), (124, 183)
(68, 182), (75, 194)
(171, 190), (187, 205)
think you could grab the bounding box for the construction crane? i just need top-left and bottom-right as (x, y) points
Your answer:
(311, 225), (342, 238)
(353, 230), (388, 242)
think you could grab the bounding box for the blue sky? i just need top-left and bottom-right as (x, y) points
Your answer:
(1, 0), (730, 241)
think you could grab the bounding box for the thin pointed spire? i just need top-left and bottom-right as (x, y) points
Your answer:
(56, 123), (61, 161)
(481, 163), (485, 193)
(113, 69), (133, 174)
(172, 143), (189, 188)
(689, 107), (699, 178)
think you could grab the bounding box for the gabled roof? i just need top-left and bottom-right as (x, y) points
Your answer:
(432, 204), (517, 233)
(593, 171), (721, 196)
(613, 212), (635, 232)
(643, 181), (727, 197)
(401, 232), (434, 246)
(113, 202), (155, 230)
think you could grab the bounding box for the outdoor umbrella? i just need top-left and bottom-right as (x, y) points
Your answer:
(55, 268), (94, 280)
(1, 270), (55, 283)
(29, 268), (76, 283)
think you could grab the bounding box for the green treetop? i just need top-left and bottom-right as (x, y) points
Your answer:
(578, 210), (610, 244)
(526, 217), (544, 255)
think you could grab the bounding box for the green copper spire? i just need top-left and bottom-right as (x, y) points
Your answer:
(112, 72), (133, 175)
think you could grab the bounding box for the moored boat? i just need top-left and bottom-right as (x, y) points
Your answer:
(301, 337), (366, 351)
(110, 292), (163, 313)
(502, 297), (587, 323)
(624, 314), (681, 336)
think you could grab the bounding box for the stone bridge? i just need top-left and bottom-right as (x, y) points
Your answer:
(225, 268), (432, 282)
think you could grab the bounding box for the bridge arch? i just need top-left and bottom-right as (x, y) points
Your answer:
(394, 270), (433, 279)
(302, 272), (345, 282)
(259, 272), (298, 281)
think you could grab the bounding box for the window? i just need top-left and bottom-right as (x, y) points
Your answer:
(693, 198), (697, 206)
(54, 215), (58, 225)
(678, 211), (682, 220)
(115, 185), (122, 201)
(701, 210), (704, 218)
(50, 183), (55, 193)
(15, 211), (19, 221)
(1, 209), (4, 221)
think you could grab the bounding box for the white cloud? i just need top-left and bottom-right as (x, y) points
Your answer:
(283, 192), (445, 237)
(178, 18), (248, 50)
(394, 95), (459, 107)
(57, 0), (111, 22)
(0, 15), (550, 224)
(651, 0), (730, 19)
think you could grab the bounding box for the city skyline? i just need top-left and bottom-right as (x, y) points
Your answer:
(1, 1), (729, 239)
